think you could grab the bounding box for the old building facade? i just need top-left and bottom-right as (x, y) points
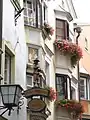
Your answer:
(0, 0), (82, 120)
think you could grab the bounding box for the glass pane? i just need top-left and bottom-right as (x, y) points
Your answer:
(28, 9), (32, 16)
(24, 17), (28, 24)
(28, 47), (38, 63)
(27, 75), (33, 86)
(9, 95), (14, 104)
(4, 53), (11, 84)
(9, 86), (16, 94)
(80, 86), (84, 91)
(56, 20), (64, 28)
(24, 8), (27, 16)
(56, 36), (64, 40)
(16, 87), (22, 98)
(15, 96), (19, 106)
(80, 80), (84, 85)
(3, 95), (8, 104)
(57, 85), (60, 92)
(57, 92), (64, 100)
(27, 1), (32, 9)
(56, 28), (64, 36)
(1, 87), (8, 95)
(80, 92), (84, 98)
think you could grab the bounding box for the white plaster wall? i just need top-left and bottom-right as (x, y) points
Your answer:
(2, 0), (27, 119)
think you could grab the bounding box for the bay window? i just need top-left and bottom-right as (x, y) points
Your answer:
(24, 0), (42, 28)
(56, 19), (69, 40)
(56, 74), (71, 100)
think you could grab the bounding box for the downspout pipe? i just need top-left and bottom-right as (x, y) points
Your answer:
(74, 27), (82, 101)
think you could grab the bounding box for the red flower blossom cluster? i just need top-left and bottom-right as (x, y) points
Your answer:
(54, 40), (83, 66)
(45, 86), (57, 102)
(49, 87), (57, 101)
(44, 22), (54, 36)
(55, 99), (84, 118)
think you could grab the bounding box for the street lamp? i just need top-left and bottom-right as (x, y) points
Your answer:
(0, 84), (23, 116)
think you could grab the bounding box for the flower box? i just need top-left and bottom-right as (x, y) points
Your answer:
(55, 99), (84, 119)
(54, 40), (83, 67)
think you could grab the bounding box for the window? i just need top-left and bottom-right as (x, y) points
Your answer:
(45, 61), (50, 85)
(43, 4), (48, 23)
(80, 77), (87, 99)
(56, 19), (69, 40)
(24, 0), (42, 28)
(28, 47), (38, 64)
(85, 38), (88, 50)
(56, 74), (71, 100)
(26, 74), (33, 89)
(4, 53), (11, 84)
(3, 44), (15, 85)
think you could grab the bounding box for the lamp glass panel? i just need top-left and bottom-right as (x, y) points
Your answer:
(9, 86), (16, 94)
(15, 96), (19, 105)
(1, 86), (8, 95)
(15, 86), (22, 105)
(2, 95), (8, 104)
(8, 86), (16, 104)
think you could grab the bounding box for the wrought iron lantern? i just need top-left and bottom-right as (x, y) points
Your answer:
(0, 84), (23, 116)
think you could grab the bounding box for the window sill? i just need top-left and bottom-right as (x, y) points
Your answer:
(80, 98), (90, 102)
(24, 23), (42, 31)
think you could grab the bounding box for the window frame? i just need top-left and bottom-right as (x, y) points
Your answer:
(4, 52), (11, 84)
(24, 0), (42, 28)
(26, 73), (33, 89)
(80, 76), (88, 100)
(1, 41), (15, 85)
(55, 74), (71, 100)
(56, 19), (69, 40)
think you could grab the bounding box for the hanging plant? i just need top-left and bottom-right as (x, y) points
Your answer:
(54, 40), (83, 67)
(44, 22), (54, 36)
(55, 99), (84, 118)
(45, 86), (57, 102)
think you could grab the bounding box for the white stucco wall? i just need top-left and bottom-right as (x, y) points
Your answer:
(1, 0), (27, 119)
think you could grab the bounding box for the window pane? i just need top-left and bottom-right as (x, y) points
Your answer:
(56, 20), (64, 28)
(56, 19), (65, 39)
(28, 47), (38, 63)
(56, 28), (64, 36)
(45, 61), (50, 85)
(26, 74), (33, 86)
(80, 79), (86, 99)
(24, 8), (27, 16)
(4, 53), (11, 84)
(56, 75), (67, 100)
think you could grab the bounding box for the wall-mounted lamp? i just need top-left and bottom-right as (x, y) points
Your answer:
(0, 84), (23, 116)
